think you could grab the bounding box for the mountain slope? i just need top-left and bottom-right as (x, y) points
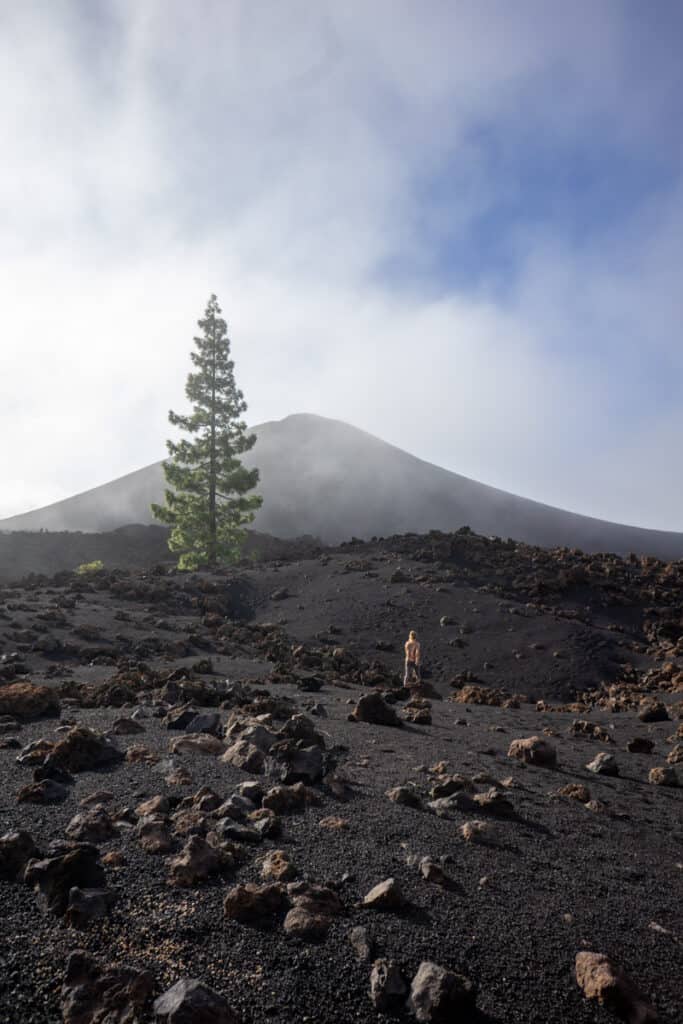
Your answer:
(2, 413), (683, 558)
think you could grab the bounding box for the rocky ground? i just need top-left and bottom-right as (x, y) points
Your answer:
(0, 528), (681, 1023)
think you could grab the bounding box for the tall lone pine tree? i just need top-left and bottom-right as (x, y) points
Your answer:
(152, 294), (262, 569)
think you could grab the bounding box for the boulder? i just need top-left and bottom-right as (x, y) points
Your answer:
(386, 785), (422, 808)
(638, 702), (669, 723)
(418, 857), (458, 889)
(627, 738), (655, 755)
(667, 744), (683, 765)
(0, 682), (60, 721)
(283, 883), (343, 941)
(370, 960), (408, 1013)
(265, 742), (323, 784)
(153, 978), (240, 1023)
(428, 791), (477, 818)
(362, 878), (406, 911)
(278, 714), (326, 748)
(64, 886), (115, 929)
(111, 717), (146, 735)
(45, 726), (123, 773)
(25, 844), (105, 916)
(185, 712), (222, 736)
(0, 830), (38, 880)
(429, 775), (475, 799)
(460, 820), (491, 843)
(136, 795), (171, 818)
(66, 807), (117, 843)
(507, 736), (557, 767)
(408, 961), (477, 1022)
(163, 704), (200, 730)
(61, 950), (153, 1024)
(557, 783), (591, 803)
(137, 816), (174, 855)
(223, 882), (289, 924)
(349, 693), (402, 728)
(262, 782), (317, 814)
(261, 849), (297, 882)
(170, 733), (224, 755)
(586, 752), (619, 776)
(221, 741), (265, 774)
(575, 951), (657, 1023)
(648, 766), (678, 787)
(17, 778), (69, 804)
(473, 787), (515, 818)
(168, 836), (232, 887)
(349, 925), (374, 962)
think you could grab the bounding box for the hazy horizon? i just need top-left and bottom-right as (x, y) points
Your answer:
(1, 3), (682, 530)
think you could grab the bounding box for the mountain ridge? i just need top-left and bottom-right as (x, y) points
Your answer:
(2, 413), (683, 559)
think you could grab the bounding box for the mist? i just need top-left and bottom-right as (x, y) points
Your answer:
(1, 2), (682, 531)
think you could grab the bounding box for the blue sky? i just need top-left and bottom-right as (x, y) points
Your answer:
(0, 1), (682, 529)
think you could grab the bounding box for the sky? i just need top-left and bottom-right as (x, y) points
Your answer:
(1, 0), (682, 529)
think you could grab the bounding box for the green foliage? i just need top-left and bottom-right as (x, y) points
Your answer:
(75, 559), (104, 575)
(151, 294), (262, 570)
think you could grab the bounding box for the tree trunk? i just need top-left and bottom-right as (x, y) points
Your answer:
(208, 317), (217, 569)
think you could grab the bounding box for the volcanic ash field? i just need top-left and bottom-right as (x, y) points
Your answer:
(0, 529), (681, 1023)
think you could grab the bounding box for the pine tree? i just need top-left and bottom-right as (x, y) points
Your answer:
(152, 294), (262, 569)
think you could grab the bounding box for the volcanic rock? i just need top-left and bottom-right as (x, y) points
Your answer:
(185, 711), (222, 736)
(0, 830), (38, 879)
(223, 882), (289, 924)
(264, 741), (323, 784)
(168, 835), (232, 887)
(111, 717), (146, 735)
(418, 857), (457, 889)
(557, 783), (591, 803)
(349, 925), (374, 962)
(283, 882), (343, 940)
(408, 961), (477, 1022)
(0, 682), (60, 721)
(369, 960), (408, 1013)
(638, 702), (669, 723)
(61, 950), (153, 1024)
(507, 736), (557, 767)
(473, 787), (515, 817)
(386, 785), (422, 808)
(362, 878), (406, 911)
(136, 794), (170, 817)
(460, 820), (491, 843)
(24, 844), (105, 915)
(648, 766), (678, 787)
(667, 743), (682, 765)
(569, 720), (613, 742)
(221, 741), (265, 773)
(137, 816), (174, 854)
(262, 782), (317, 814)
(261, 849), (297, 882)
(574, 951), (657, 1023)
(627, 738), (655, 754)
(170, 733), (224, 755)
(17, 778), (69, 804)
(66, 806), (117, 843)
(153, 978), (240, 1024)
(586, 752), (619, 776)
(428, 791), (477, 817)
(45, 726), (123, 773)
(64, 886), (116, 929)
(349, 693), (402, 728)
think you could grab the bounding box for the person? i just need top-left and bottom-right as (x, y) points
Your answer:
(404, 629), (421, 686)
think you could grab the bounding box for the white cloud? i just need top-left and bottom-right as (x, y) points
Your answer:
(0, 1), (681, 530)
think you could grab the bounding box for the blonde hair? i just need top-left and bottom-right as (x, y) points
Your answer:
(409, 630), (417, 640)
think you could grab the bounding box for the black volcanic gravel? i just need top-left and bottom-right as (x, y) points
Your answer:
(0, 539), (682, 1022)
(0, 693), (681, 1023)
